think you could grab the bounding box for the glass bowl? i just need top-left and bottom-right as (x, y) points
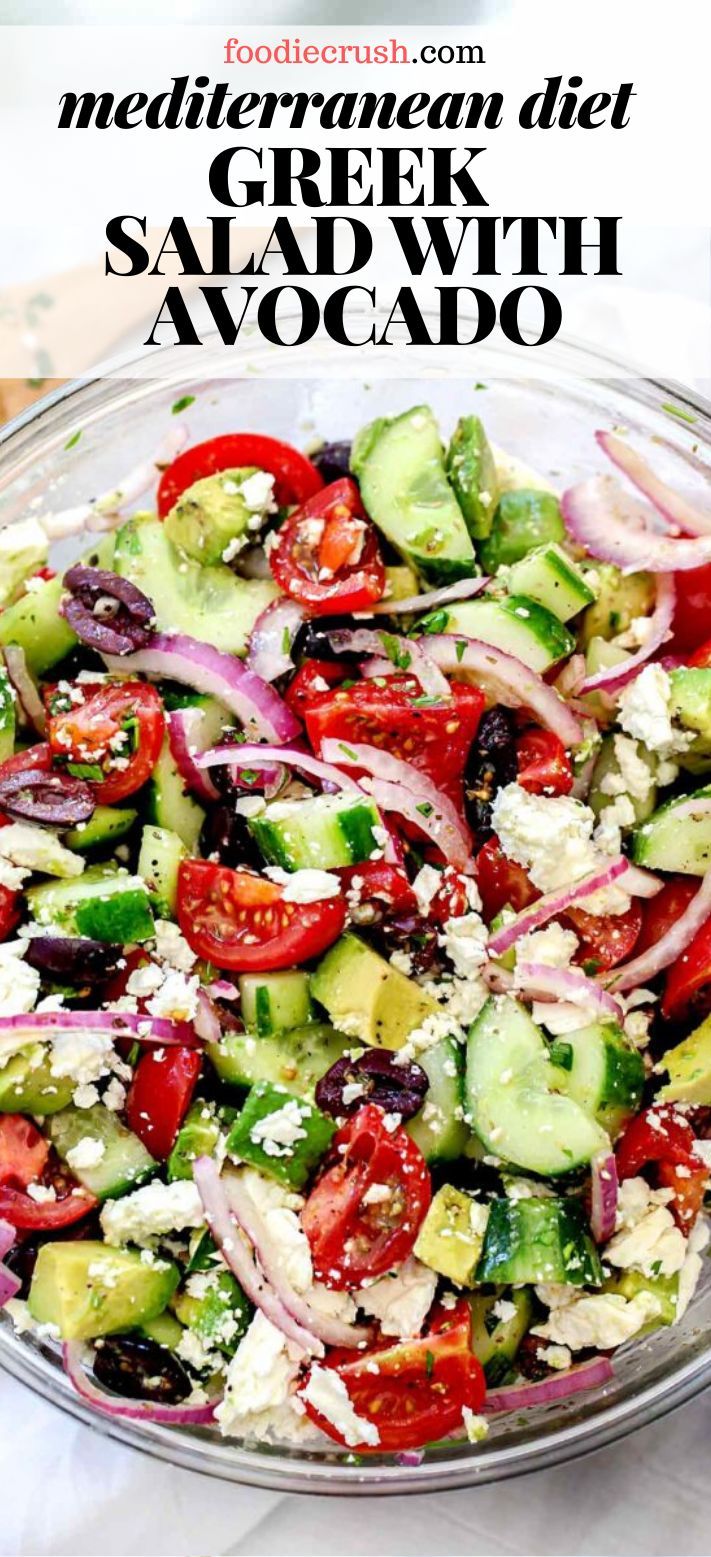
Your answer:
(0, 335), (710, 1493)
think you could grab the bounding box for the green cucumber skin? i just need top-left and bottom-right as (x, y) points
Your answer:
(48, 1105), (156, 1201)
(239, 971), (313, 1038)
(480, 489), (565, 573)
(445, 415), (499, 541)
(249, 797), (380, 872)
(354, 406), (477, 584)
(476, 1197), (603, 1287)
(407, 1038), (468, 1163)
(632, 785), (711, 875)
(64, 806), (137, 853)
(208, 1022), (350, 1098)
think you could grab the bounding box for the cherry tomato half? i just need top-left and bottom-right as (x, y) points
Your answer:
(566, 900), (643, 973)
(476, 835), (539, 922)
(302, 1299), (484, 1453)
(177, 860), (346, 973)
(0, 1116), (49, 1190)
(516, 728), (573, 797)
(157, 433), (323, 516)
(126, 1047), (202, 1159)
(0, 1182), (97, 1230)
(48, 682), (165, 804)
(660, 891), (711, 1022)
(302, 1103), (431, 1290)
(669, 563), (711, 655)
(270, 480), (386, 615)
(615, 1105), (708, 1230)
(285, 659), (347, 722)
(337, 861), (417, 920)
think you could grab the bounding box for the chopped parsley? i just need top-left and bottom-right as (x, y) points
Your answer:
(455, 640), (467, 663)
(172, 395), (196, 415)
(64, 430), (82, 450)
(379, 632), (411, 672)
(661, 402), (696, 425)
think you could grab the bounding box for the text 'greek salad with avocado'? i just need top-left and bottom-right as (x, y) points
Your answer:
(0, 403), (710, 1457)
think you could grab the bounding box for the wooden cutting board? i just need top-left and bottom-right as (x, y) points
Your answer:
(0, 378), (64, 427)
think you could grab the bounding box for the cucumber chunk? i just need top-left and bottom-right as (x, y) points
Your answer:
(631, 784), (711, 875)
(469, 1287), (533, 1385)
(352, 406), (477, 584)
(588, 734), (657, 827)
(164, 466), (268, 566)
(168, 1100), (222, 1182)
(64, 805), (137, 854)
(476, 1196), (602, 1286)
(27, 863), (154, 942)
(0, 668), (15, 763)
(138, 823), (188, 919)
(247, 792), (383, 871)
(506, 543), (596, 622)
(28, 1241), (179, 1340)
(208, 1021), (350, 1098)
(225, 1081), (335, 1189)
(553, 1023), (644, 1138)
(669, 668), (711, 773)
(579, 564), (654, 648)
(240, 970), (314, 1037)
(465, 997), (609, 1176)
(433, 595), (575, 673)
(48, 1104), (157, 1200)
(174, 1230), (252, 1355)
(479, 490), (565, 573)
(445, 415), (499, 540)
(0, 1045), (75, 1115)
(145, 737), (205, 853)
(406, 1037), (468, 1163)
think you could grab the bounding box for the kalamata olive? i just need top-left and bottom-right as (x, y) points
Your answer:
(375, 913), (439, 976)
(61, 565), (155, 656)
(24, 935), (123, 983)
(199, 803), (264, 871)
(316, 1048), (429, 1121)
(464, 707), (517, 843)
(292, 614), (376, 665)
(93, 1334), (193, 1404)
(0, 767), (95, 827)
(312, 441), (353, 485)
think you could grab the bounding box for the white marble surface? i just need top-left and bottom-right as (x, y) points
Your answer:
(1, 1365), (709, 1556)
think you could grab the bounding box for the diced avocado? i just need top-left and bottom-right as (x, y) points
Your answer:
(632, 784), (711, 875)
(29, 1241), (180, 1340)
(384, 563), (420, 601)
(114, 513), (278, 657)
(248, 793), (382, 872)
(657, 1014), (711, 1104)
(479, 489), (565, 573)
(584, 635), (631, 679)
(476, 1196), (602, 1287)
(145, 737), (205, 853)
(669, 668), (711, 773)
(208, 1021), (350, 1098)
(0, 1045), (75, 1115)
(64, 804), (137, 854)
(240, 971), (314, 1037)
(406, 1038), (468, 1163)
(310, 933), (440, 1050)
(578, 564), (655, 648)
(434, 594), (575, 673)
(552, 1023), (645, 1139)
(137, 823), (188, 919)
(352, 406), (477, 584)
(0, 516), (49, 606)
(414, 1184), (488, 1286)
(491, 445), (556, 496)
(445, 415), (499, 540)
(469, 1287), (533, 1386)
(0, 668), (15, 763)
(140, 1309), (185, 1350)
(604, 1267), (679, 1328)
(588, 734), (657, 827)
(27, 863), (154, 942)
(226, 1081), (335, 1189)
(48, 1104), (156, 1200)
(168, 1100), (222, 1181)
(173, 1266), (251, 1358)
(506, 542), (596, 622)
(164, 466), (271, 566)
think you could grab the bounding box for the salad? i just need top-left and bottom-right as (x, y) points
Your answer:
(0, 402), (710, 1456)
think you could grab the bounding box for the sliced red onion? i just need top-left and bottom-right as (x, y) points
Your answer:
(193, 1156), (324, 1355)
(42, 426), (188, 541)
(0, 1219), (15, 1261)
(590, 1150), (619, 1243)
(321, 738), (473, 872)
(609, 862), (711, 993)
(194, 988), (221, 1046)
(197, 740), (363, 795)
(223, 1170), (371, 1351)
(3, 645), (46, 735)
(562, 476), (711, 575)
(327, 628), (451, 702)
(205, 979), (239, 1001)
(247, 597), (305, 683)
(596, 430), (711, 538)
(483, 1355), (614, 1414)
(486, 858), (630, 956)
(580, 575), (676, 695)
(102, 633), (301, 745)
(515, 962), (622, 1022)
(0, 1009), (202, 1059)
(554, 654), (587, 700)
(620, 864), (663, 899)
(62, 1343), (219, 1426)
(167, 708), (220, 804)
(421, 634), (583, 747)
(368, 575), (491, 616)
(0, 1264), (20, 1308)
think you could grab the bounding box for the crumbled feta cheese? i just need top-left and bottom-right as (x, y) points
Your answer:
(439, 912), (488, 979)
(617, 665), (692, 759)
(126, 961), (165, 998)
(412, 864), (445, 917)
(491, 1298), (518, 1326)
(462, 1407), (489, 1442)
(533, 1289), (662, 1350)
(216, 1312), (306, 1440)
(397, 1007), (459, 1064)
(279, 870), (341, 905)
(539, 1344), (573, 1371)
(50, 1030), (115, 1085)
(248, 1099), (308, 1159)
(102, 1076), (127, 1112)
(27, 1182), (56, 1203)
(65, 1136), (106, 1173)
(357, 1257), (437, 1339)
(299, 1364), (380, 1448)
(516, 923), (579, 971)
(675, 1215), (709, 1319)
(73, 1083), (101, 1109)
(605, 1177), (687, 1278)
(0, 939), (40, 1015)
(101, 1179), (204, 1246)
(153, 920), (197, 973)
(0, 856), (29, 892)
(389, 949), (413, 976)
(0, 823), (85, 879)
(237, 471), (277, 513)
(146, 970), (200, 1023)
(490, 783), (629, 915)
